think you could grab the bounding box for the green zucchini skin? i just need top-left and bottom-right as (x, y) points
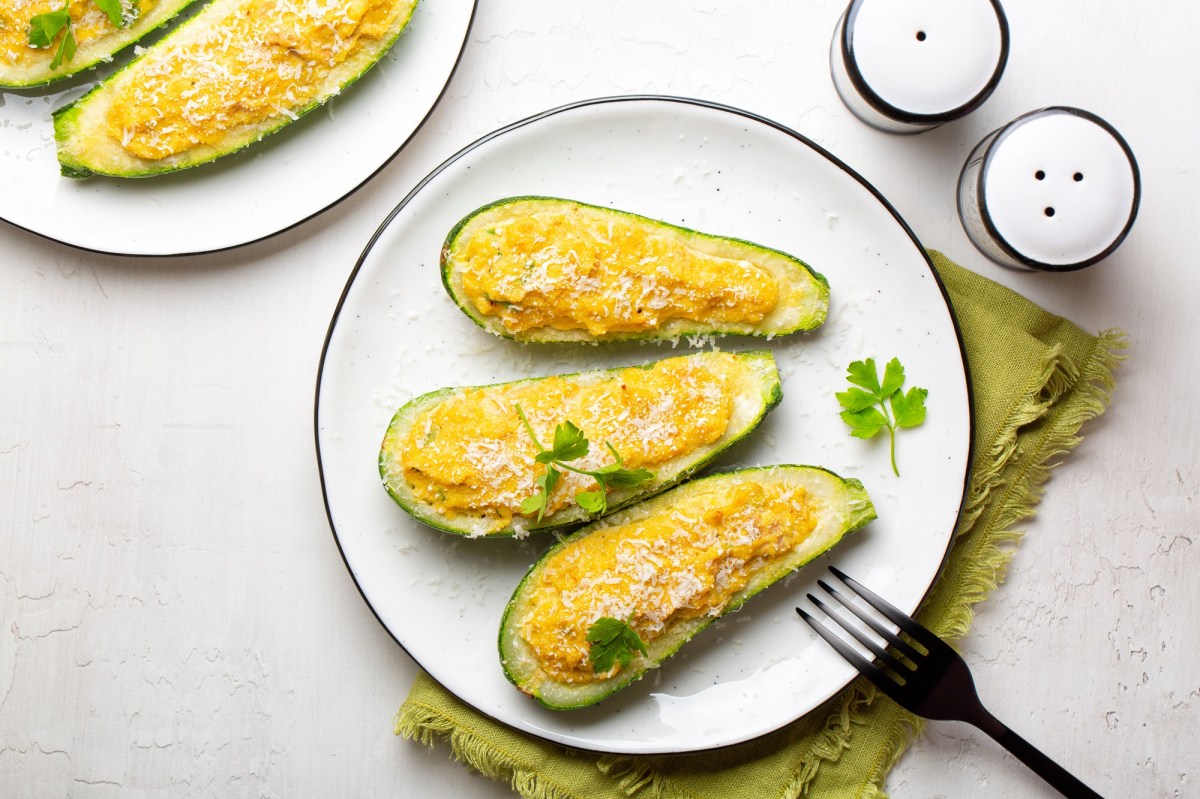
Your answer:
(0, 0), (199, 89)
(498, 465), (876, 710)
(378, 351), (783, 538)
(440, 196), (831, 343)
(52, 0), (418, 178)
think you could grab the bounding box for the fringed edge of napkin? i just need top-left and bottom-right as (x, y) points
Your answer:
(395, 329), (1127, 799)
(397, 700), (581, 799)
(940, 328), (1126, 638)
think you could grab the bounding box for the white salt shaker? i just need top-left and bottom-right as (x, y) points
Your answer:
(830, 0), (1009, 134)
(958, 107), (1141, 271)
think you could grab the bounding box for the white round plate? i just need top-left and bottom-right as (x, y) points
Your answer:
(315, 96), (973, 755)
(0, 0), (476, 256)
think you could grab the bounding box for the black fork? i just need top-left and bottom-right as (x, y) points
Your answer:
(797, 567), (1104, 799)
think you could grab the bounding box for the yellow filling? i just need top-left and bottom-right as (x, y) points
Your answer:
(521, 479), (820, 683)
(104, 0), (409, 160)
(457, 203), (780, 336)
(2, 0), (149, 70)
(388, 353), (746, 533)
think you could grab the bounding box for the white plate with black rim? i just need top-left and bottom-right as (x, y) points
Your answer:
(315, 95), (973, 755)
(0, 0), (475, 256)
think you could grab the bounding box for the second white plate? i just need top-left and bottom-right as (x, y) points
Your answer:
(316, 96), (973, 754)
(0, 0), (475, 255)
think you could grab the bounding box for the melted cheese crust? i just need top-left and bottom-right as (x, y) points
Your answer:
(392, 353), (746, 533)
(457, 204), (780, 336)
(104, 0), (406, 159)
(521, 479), (820, 683)
(2, 0), (144, 69)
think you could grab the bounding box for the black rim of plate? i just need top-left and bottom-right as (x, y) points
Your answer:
(0, 0), (479, 258)
(313, 94), (977, 756)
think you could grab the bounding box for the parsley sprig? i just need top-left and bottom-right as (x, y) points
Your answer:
(515, 404), (654, 520)
(27, 4), (76, 70)
(28, 0), (131, 71)
(586, 617), (648, 673)
(836, 357), (927, 476)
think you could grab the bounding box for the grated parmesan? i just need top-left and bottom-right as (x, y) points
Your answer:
(101, 0), (412, 160)
(519, 479), (820, 683)
(456, 200), (779, 337)
(389, 352), (745, 533)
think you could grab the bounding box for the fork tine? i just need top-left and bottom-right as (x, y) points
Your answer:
(808, 592), (913, 676)
(796, 605), (910, 708)
(816, 580), (923, 666)
(796, 605), (889, 681)
(829, 565), (941, 651)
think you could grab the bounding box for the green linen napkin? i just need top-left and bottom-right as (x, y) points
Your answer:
(395, 251), (1125, 799)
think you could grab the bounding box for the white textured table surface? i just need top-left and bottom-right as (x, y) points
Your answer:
(2, 1), (1197, 796)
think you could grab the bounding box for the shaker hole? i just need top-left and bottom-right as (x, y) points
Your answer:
(1035, 170), (1046, 180)
(1044, 207), (1056, 217)
(916, 30), (927, 41)
(1074, 172), (1084, 181)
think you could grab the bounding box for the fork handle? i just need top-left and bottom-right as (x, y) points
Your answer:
(973, 709), (1105, 799)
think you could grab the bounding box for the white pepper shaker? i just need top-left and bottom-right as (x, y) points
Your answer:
(830, 0), (1009, 134)
(957, 107), (1141, 271)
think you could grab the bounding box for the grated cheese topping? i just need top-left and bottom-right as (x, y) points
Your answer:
(455, 201), (780, 336)
(2, 0), (146, 69)
(102, 0), (411, 159)
(387, 352), (746, 534)
(520, 479), (820, 683)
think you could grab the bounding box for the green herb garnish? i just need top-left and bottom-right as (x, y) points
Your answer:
(93, 0), (129, 27)
(586, 617), (648, 673)
(515, 404), (654, 520)
(28, 3), (75, 70)
(836, 357), (927, 476)
(27, 0), (131, 70)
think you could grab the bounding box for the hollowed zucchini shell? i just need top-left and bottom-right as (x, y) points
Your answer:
(441, 196), (830, 343)
(52, 0), (418, 177)
(0, 0), (198, 89)
(378, 350), (783, 538)
(498, 465), (876, 710)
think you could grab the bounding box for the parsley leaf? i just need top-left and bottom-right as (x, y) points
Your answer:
(840, 406), (888, 439)
(519, 465), (561, 521)
(835, 387), (880, 413)
(586, 617), (648, 673)
(574, 490), (606, 513)
(28, 4), (71, 49)
(880, 357), (905, 398)
(845, 358), (882, 393)
(540, 420), (588, 463)
(890, 386), (929, 429)
(29, 0), (131, 72)
(515, 404), (655, 520)
(49, 24), (75, 69)
(592, 461), (654, 488)
(836, 357), (928, 476)
(92, 0), (127, 27)
(592, 441), (654, 488)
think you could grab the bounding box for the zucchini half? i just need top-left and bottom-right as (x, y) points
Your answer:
(441, 196), (830, 343)
(0, 0), (198, 89)
(498, 465), (876, 710)
(53, 0), (418, 178)
(379, 350), (783, 538)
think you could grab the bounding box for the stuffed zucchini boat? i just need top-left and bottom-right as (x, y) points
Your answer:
(498, 465), (876, 710)
(0, 0), (197, 88)
(441, 196), (830, 343)
(379, 350), (783, 538)
(53, 0), (418, 177)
